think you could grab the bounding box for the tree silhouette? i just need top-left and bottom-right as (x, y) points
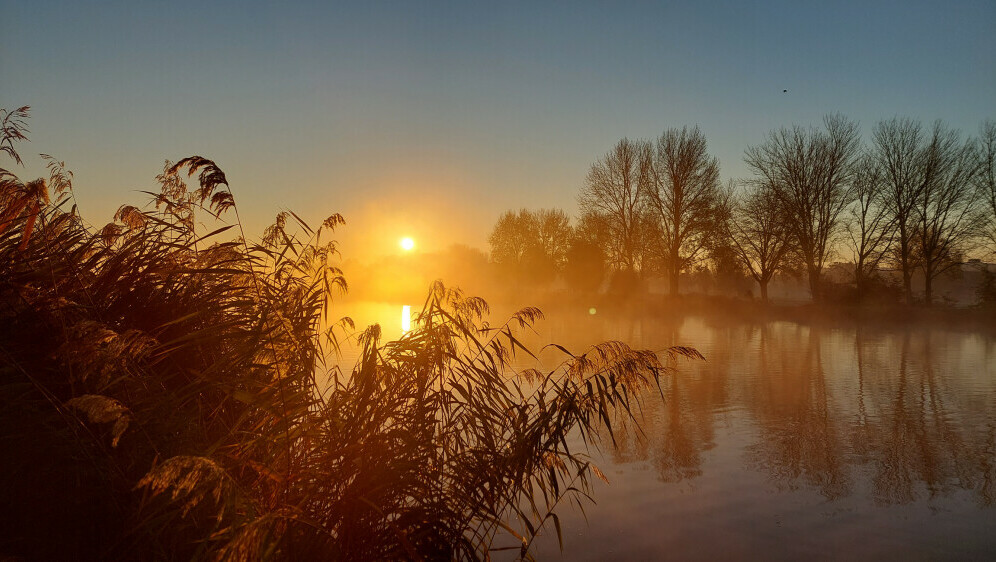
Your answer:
(726, 181), (790, 301)
(845, 152), (895, 296)
(914, 122), (982, 305)
(745, 114), (860, 301)
(644, 126), (723, 295)
(976, 120), (996, 257)
(578, 138), (652, 274)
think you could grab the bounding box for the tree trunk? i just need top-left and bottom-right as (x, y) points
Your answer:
(924, 268), (933, 306)
(902, 269), (913, 305)
(669, 261), (680, 296)
(759, 280), (769, 302)
(899, 236), (914, 305)
(854, 262), (865, 297)
(808, 266), (821, 302)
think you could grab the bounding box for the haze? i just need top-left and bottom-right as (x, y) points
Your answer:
(2, 1), (993, 258)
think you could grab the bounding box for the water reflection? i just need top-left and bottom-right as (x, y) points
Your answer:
(589, 318), (996, 508)
(532, 310), (996, 559)
(745, 325), (850, 500)
(340, 301), (996, 557)
(401, 304), (411, 333)
(862, 331), (994, 506)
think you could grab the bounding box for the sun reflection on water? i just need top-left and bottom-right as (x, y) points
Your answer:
(401, 305), (411, 333)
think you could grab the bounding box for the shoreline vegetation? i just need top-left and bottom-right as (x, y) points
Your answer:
(483, 117), (996, 310)
(489, 291), (996, 335)
(0, 107), (696, 560)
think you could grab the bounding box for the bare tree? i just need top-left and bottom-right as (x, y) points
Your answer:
(488, 208), (573, 282)
(644, 126), (723, 295)
(726, 181), (790, 302)
(573, 209), (610, 247)
(488, 209), (536, 267)
(872, 118), (926, 304)
(978, 120), (996, 257)
(533, 208), (572, 271)
(578, 138), (651, 273)
(915, 122), (982, 305)
(845, 152), (895, 294)
(744, 114), (860, 300)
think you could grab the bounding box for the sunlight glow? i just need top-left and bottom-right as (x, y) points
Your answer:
(401, 305), (411, 333)
(400, 237), (415, 251)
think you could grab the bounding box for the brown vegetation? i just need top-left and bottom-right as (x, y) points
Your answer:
(0, 108), (696, 560)
(490, 115), (995, 307)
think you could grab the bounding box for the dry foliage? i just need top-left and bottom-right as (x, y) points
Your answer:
(0, 107), (694, 560)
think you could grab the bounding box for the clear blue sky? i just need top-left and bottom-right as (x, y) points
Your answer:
(2, 0), (993, 257)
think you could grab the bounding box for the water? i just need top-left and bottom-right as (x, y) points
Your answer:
(338, 301), (996, 560)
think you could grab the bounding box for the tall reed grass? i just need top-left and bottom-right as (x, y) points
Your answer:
(0, 107), (699, 560)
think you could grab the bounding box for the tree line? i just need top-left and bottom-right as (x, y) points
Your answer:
(489, 116), (996, 305)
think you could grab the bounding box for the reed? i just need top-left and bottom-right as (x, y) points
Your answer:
(0, 107), (698, 560)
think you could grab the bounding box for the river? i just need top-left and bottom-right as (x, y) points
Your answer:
(339, 300), (996, 560)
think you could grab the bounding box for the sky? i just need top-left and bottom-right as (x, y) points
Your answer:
(2, 0), (993, 260)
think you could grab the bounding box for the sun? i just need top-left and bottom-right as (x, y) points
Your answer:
(400, 236), (415, 251)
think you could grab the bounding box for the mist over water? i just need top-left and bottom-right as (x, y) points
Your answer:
(343, 301), (996, 560)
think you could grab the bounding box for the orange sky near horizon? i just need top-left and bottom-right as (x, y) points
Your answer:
(3, 2), (993, 264)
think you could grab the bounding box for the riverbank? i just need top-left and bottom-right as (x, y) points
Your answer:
(487, 291), (996, 335)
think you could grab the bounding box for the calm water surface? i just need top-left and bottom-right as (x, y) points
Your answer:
(342, 301), (996, 560)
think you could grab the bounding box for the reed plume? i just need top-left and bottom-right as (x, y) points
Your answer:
(0, 107), (695, 560)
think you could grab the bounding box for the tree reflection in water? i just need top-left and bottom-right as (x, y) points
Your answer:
(598, 316), (729, 483)
(744, 324), (850, 500)
(870, 331), (991, 505)
(543, 312), (996, 507)
(337, 302), (996, 557)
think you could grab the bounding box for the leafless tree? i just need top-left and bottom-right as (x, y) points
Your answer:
(872, 118), (926, 304)
(533, 208), (572, 270)
(488, 208), (573, 280)
(488, 209), (536, 267)
(978, 120), (996, 257)
(725, 181), (790, 302)
(915, 122), (982, 305)
(644, 126), (723, 295)
(573, 210), (610, 247)
(744, 114), (860, 300)
(845, 152), (895, 294)
(578, 138), (651, 273)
